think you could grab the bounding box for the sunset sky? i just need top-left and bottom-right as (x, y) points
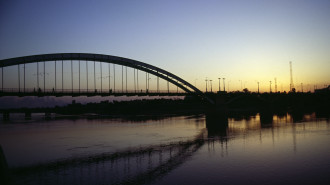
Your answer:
(1, 0), (329, 92)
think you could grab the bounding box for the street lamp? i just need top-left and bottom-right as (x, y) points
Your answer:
(205, 78), (208, 92)
(257, 81), (260, 94)
(218, 78), (221, 92)
(223, 78), (226, 92)
(269, 81), (272, 93)
(210, 80), (213, 92)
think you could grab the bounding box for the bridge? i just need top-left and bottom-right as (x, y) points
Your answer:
(0, 53), (214, 103)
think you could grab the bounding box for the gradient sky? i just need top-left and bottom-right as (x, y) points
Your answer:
(1, 0), (329, 92)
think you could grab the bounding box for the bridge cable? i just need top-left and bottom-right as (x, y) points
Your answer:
(126, 66), (127, 93)
(24, 63), (25, 93)
(37, 62), (39, 90)
(113, 64), (115, 92)
(44, 61), (46, 92)
(71, 60), (73, 93)
(137, 69), (139, 92)
(94, 60), (96, 92)
(79, 60), (80, 93)
(100, 62), (102, 92)
(18, 64), (20, 92)
(55, 60), (56, 92)
(62, 60), (63, 92)
(86, 60), (88, 92)
(108, 63), (111, 92)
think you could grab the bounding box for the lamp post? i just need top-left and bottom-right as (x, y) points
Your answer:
(218, 78), (221, 92)
(269, 81), (272, 93)
(223, 78), (226, 91)
(257, 81), (260, 94)
(205, 78), (208, 92)
(210, 80), (213, 92)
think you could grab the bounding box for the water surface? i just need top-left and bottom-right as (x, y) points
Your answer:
(0, 112), (329, 185)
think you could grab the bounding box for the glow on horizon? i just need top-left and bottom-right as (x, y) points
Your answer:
(0, 0), (329, 93)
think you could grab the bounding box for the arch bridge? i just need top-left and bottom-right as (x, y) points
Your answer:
(0, 53), (214, 103)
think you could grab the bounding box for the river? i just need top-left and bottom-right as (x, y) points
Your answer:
(0, 112), (329, 185)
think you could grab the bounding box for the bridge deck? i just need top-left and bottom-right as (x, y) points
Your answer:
(0, 88), (188, 97)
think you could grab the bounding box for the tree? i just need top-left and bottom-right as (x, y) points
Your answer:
(243, 88), (250, 93)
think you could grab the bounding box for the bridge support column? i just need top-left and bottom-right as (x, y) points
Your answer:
(215, 92), (227, 112)
(205, 113), (228, 137)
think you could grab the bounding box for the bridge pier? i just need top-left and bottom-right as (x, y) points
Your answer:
(210, 91), (228, 113)
(205, 112), (228, 138)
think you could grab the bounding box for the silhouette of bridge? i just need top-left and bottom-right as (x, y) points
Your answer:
(0, 53), (214, 103)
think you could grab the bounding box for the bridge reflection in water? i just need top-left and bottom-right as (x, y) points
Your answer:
(11, 130), (206, 185)
(6, 112), (326, 185)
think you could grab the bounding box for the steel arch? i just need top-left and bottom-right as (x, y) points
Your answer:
(0, 53), (213, 103)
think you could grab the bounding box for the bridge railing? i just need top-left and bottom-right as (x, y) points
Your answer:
(0, 88), (187, 95)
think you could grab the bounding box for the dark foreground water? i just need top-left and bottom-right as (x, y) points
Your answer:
(0, 112), (329, 185)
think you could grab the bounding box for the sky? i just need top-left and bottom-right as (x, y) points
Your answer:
(1, 0), (330, 93)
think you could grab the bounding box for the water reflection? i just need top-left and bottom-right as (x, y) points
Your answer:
(9, 131), (206, 185)
(1, 112), (330, 185)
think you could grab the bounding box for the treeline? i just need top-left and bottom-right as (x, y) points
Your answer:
(54, 98), (205, 115)
(1, 92), (329, 116)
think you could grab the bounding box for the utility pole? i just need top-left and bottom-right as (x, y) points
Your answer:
(210, 80), (213, 92)
(218, 78), (221, 92)
(257, 81), (260, 94)
(274, 77), (277, 93)
(205, 78), (208, 92)
(269, 81), (272, 93)
(223, 78), (226, 92)
(290, 61), (295, 92)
